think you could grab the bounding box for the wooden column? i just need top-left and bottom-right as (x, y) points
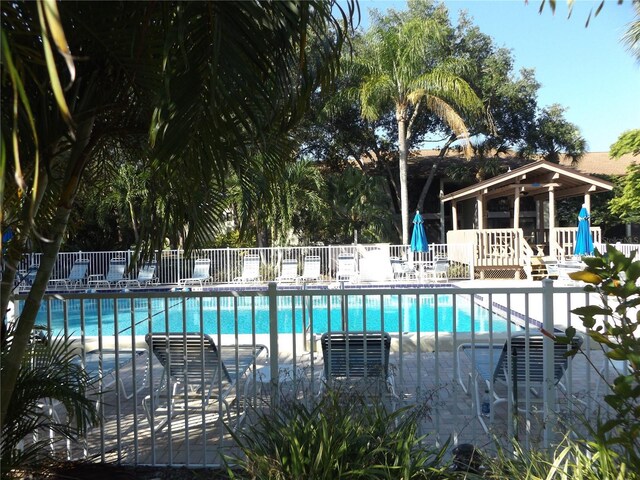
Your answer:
(439, 181), (445, 243)
(548, 187), (556, 230)
(451, 202), (458, 230)
(535, 198), (542, 243)
(584, 193), (591, 212)
(513, 187), (521, 229)
(477, 196), (485, 229)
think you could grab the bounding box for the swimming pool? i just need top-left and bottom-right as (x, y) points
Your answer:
(26, 292), (511, 337)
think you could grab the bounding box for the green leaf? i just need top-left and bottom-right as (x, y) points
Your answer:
(569, 270), (601, 284)
(588, 331), (616, 347)
(36, 1), (72, 125)
(572, 305), (611, 317)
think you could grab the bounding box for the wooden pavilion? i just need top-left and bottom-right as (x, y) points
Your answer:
(440, 160), (614, 279)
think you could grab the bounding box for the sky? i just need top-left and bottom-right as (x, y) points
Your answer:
(356, 0), (640, 152)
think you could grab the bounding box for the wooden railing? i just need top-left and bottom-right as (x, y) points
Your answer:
(447, 228), (524, 268)
(550, 227), (601, 261)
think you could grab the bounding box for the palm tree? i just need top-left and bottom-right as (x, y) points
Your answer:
(264, 160), (327, 247)
(353, 1), (482, 244)
(623, 0), (640, 61)
(1, 331), (99, 471)
(323, 165), (393, 244)
(2, 0), (354, 439)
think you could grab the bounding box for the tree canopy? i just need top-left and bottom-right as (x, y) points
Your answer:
(1, 0), (355, 435)
(352, 0), (483, 243)
(609, 129), (640, 223)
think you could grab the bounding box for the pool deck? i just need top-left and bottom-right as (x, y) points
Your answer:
(53, 342), (612, 467)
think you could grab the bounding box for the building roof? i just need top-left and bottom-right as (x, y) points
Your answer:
(441, 159), (615, 204)
(362, 150), (637, 178)
(558, 152), (637, 176)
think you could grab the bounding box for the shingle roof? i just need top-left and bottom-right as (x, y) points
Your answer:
(558, 152), (638, 176)
(362, 149), (638, 177)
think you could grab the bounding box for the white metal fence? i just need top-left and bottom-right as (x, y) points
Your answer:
(12, 243), (474, 288)
(11, 281), (616, 467)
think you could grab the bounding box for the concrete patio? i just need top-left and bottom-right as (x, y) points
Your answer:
(54, 345), (612, 467)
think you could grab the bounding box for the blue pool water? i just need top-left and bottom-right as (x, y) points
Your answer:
(27, 293), (509, 337)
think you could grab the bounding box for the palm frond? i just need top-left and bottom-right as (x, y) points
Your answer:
(359, 75), (395, 121)
(424, 96), (473, 159)
(1, 332), (99, 471)
(622, 1), (640, 62)
(413, 69), (484, 119)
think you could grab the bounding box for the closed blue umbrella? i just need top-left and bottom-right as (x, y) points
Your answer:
(410, 211), (429, 253)
(573, 204), (594, 256)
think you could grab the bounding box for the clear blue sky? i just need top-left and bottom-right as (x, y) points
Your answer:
(357, 0), (640, 152)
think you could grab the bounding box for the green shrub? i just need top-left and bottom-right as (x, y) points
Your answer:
(226, 389), (450, 479)
(482, 436), (637, 480)
(1, 332), (100, 475)
(564, 245), (640, 467)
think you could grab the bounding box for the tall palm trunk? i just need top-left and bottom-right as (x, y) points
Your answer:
(397, 107), (410, 245)
(0, 117), (95, 431)
(0, 207), (71, 427)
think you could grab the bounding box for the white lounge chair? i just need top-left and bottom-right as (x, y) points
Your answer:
(76, 348), (148, 408)
(118, 261), (158, 288)
(48, 258), (90, 290)
(541, 257), (559, 279)
(456, 333), (582, 432)
(556, 260), (585, 286)
(275, 258), (299, 283)
(301, 255), (321, 282)
(423, 258), (448, 282)
(178, 258), (212, 287)
(336, 253), (358, 282)
(88, 257), (127, 288)
(320, 331), (398, 408)
(143, 333), (266, 431)
(390, 257), (417, 280)
(233, 254), (261, 283)
(15, 263), (38, 291)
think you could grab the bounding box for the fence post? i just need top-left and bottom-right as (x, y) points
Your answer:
(541, 278), (556, 448)
(268, 282), (280, 407)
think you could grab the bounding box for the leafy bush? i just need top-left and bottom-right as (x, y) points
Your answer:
(566, 245), (640, 468)
(1, 332), (99, 475)
(226, 388), (450, 479)
(482, 436), (637, 480)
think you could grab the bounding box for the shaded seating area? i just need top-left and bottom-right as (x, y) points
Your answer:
(233, 254), (261, 283)
(178, 258), (212, 287)
(456, 332), (583, 432)
(142, 333), (267, 431)
(320, 331), (398, 408)
(88, 257), (127, 288)
(48, 258), (90, 290)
